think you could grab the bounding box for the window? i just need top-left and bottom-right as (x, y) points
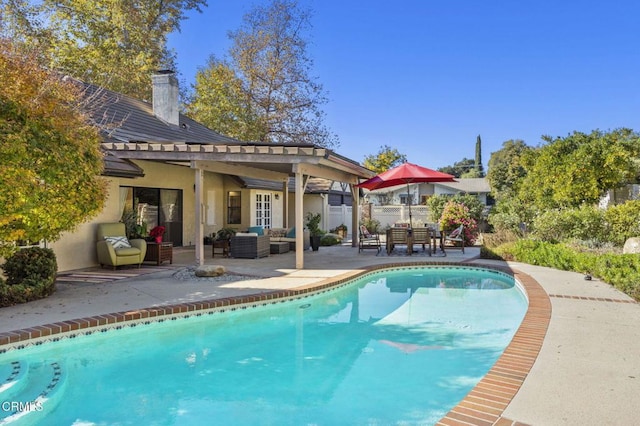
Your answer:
(120, 186), (183, 246)
(400, 194), (414, 205)
(227, 191), (241, 224)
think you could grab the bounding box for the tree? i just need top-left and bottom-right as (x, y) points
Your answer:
(187, 0), (337, 147)
(1, 0), (206, 100)
(0, 39), (106, 258)
(362, 145), (407, 174)
(486, 139), (531, 200)
(438, 158), (475, 178)
(187, 56), (265, 141)
(473, 134), (485, 177)
(519, 129), (640, 210)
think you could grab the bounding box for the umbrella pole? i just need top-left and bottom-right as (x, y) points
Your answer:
(407, 182), (413, 228)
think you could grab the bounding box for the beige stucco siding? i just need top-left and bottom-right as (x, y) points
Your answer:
(52, 161), (227, 272)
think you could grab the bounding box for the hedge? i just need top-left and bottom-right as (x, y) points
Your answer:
(494, 239), (640, 301)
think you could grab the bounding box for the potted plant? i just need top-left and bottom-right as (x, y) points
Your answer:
(149, 225), (165, 243)
(335, 224), (347, 239)
(215, 227), (236, 241)
(305, 212), (323, 251)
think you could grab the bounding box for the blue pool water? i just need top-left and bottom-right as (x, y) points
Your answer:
(0, 266), (527, 425)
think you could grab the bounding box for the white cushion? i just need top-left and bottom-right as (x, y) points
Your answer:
(104, 236), (131, 249)
(235, 232), (259, 237)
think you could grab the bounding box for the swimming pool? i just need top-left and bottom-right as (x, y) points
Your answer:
(0, 266), (527, 425)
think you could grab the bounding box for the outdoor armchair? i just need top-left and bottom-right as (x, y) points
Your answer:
(96, 223), (147, 269)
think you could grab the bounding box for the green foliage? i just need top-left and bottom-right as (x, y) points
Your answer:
(519, 129), (640, 210)
(439, 200), (479, 244)
(305, 212), (323, 236)
(188, 0), (337, 147)
(3, 0), (206, 100)
(320, 233), (342, 246)
(531, 205), (606, 243)
(0, 39), (106, 259)
(474, 134), (484, 177)
(361, 218), (381, 234)
(0, 247), (57, 306)
(494, 239), (640, 300)
(215, 227), (237, 241)
(486, 139), (531, 200)
(427, 194), (484, 224)
(603, 200), (640, 246)
(121, 208), (148, 239)
(187, 57), (265, 142)
(2, 247), (57, 285)
(362, 145), (407, 174)
(438, 158), (475, 178)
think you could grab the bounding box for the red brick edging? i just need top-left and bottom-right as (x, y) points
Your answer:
(437, 268), (551, 426)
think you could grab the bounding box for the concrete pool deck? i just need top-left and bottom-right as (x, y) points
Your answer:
(0, 244), (638, 425)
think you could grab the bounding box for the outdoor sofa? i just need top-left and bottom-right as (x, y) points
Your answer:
(245, 226), (310, 251)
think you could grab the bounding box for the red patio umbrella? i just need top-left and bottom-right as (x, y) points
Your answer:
(357, 162), (456, 227)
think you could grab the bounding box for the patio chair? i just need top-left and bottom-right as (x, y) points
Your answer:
(358, 225), (381, 254)
(443, 225), (465, 254)
(386, 227), (410, 255)
(411, 227), (432, 255)
(96, 223), (147, 269)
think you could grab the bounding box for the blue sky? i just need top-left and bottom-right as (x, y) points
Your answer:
(168, 1), (640, 170)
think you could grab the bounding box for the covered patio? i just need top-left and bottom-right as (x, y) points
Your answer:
(101, 141), (375, 269)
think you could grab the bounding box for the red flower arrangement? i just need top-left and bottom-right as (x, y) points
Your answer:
(149, 226), (165, 238)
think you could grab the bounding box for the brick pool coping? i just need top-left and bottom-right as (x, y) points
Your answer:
(0, 261), (550, 425)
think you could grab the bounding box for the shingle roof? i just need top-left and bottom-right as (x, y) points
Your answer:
(435, 178), (491, 193)
(74, 78), (241, 145)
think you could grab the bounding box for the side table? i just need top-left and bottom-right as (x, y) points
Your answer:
(212, 240), (230, 258)
(145, 242), (173, 265)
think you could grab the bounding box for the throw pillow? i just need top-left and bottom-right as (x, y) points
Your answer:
(269, 229), (287, 238)
(104, 236), (131, 249)
(285, 227), (296, 238)
(248, 226), (264, 236)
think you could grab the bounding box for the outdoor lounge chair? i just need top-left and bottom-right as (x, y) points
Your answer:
(359, 225), (381, 254)
(443, 225), (465, 254)
(96, 223), (147, 269)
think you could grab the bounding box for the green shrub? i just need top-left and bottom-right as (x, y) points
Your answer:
(603, 200), (640, 246)
(361, 218), (381, 234)
(427, 193), (484, 223)
(320, 233), (342, 246)
(531, 205), (606, 243)
(498, 239), (640, 300)
(0, 247), (57, 307)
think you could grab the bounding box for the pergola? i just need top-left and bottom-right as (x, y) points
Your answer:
(101, 141), (375, 269)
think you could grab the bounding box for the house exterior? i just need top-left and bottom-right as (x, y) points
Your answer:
(364, 178), (492, 207)
(51, 71), (373, 271)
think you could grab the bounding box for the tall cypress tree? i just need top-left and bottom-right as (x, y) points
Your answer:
(475, 135), (485, 177)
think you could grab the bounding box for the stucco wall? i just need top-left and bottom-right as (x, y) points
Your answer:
(52, 161), (226, 272)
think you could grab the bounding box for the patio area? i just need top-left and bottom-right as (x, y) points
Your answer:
(0, 243), (638, 425)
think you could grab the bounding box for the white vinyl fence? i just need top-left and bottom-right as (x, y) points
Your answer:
(325, 204), (432, 240)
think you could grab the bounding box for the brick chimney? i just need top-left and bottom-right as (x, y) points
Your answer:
(151, 70), (179, 126)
